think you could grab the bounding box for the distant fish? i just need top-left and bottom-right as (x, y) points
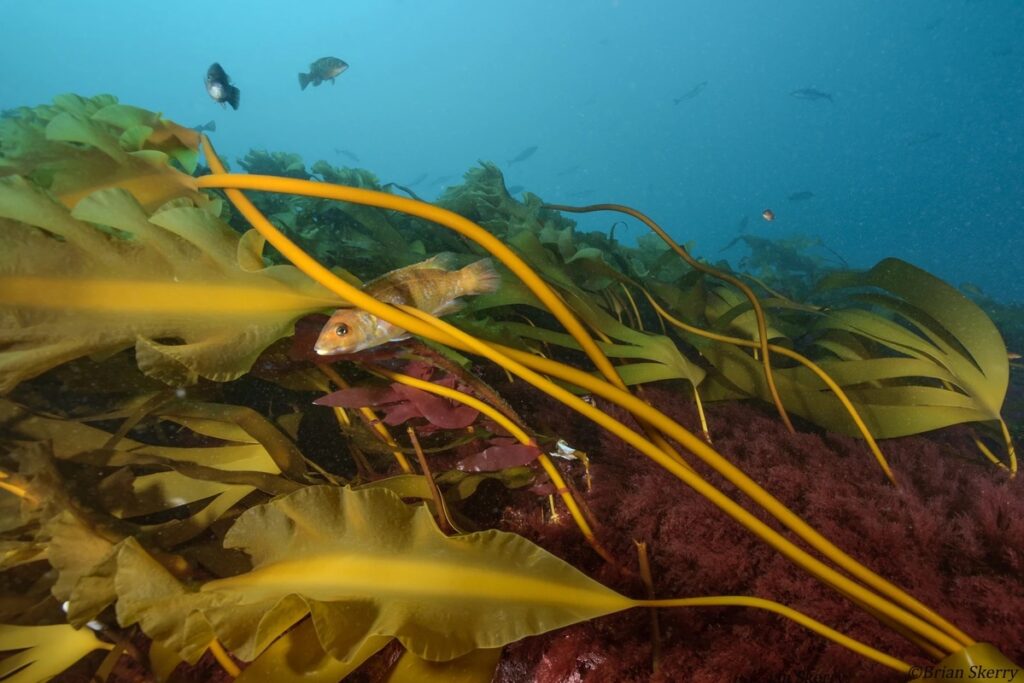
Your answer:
(405, 172), (428, 187)
(205, 63), (240, 110)
(736, 215), (749, 233)
(790, 88), (833, 103)
(334, 148), (361, 163)
(907, 131), (943, 147)
(673, 81), (708, 104)
(762, 208), (775, 222)
(507, 185), (524, 195)
(508, 146), (538, 165)
(787, 191), (814, 202)
(192, 120), (216, 133)
(299, 57), (349, 90)
(556, 165), (581, 176)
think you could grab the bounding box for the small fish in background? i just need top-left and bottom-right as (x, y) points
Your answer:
(299, 57), (348, 90)
(790, 88), (833, 103)
(907, 131), (943, 147)
(405, 172), (428, 187)
(205, 63), (240, 110)
(507, 185), (524, 195)
(333, 148), (361, 163)
(673, 80), (708, 104)
(191, 120), (216, 133)
(736, 215), (749, 233)
(314, 255), (502, 354)
(762, 208), (775, 222)
(787, 191), (814, 202)
(508, 145), (538, 166)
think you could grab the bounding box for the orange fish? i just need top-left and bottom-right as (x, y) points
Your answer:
(314, 255), (501, 355)
(762, 208), (775, 221)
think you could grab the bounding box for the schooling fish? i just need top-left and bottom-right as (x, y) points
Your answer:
(334, 148), (361, 163)
(790, 88), (833, 103)
(508, 145), (538, 165)
(299, 57), (349, 90)
(673, 81), (708, 104)
(205, 63), (240, 110)
(314, 255), (502, 355)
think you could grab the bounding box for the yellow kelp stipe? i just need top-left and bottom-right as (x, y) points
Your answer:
(544, 201), (795, 435)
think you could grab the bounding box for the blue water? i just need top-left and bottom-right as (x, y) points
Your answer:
(2, 0), (1021, 300)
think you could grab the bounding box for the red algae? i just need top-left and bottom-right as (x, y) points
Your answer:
(493, 386), (1024, 682)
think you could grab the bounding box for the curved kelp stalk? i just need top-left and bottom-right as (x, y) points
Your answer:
(543, 202), (796, 435)
(194, 146), (979, 662)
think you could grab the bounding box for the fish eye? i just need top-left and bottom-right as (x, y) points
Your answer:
(335, 323), (350, 337)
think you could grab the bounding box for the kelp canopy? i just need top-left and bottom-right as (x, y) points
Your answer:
(0, 94), (1019, 681)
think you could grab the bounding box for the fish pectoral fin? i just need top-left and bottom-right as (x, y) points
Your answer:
(434, 298), (465, 317)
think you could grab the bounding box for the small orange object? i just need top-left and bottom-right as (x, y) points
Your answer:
(762, 208), (775, 221)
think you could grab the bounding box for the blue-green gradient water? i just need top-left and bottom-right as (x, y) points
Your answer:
(2, 1), (1021, 300)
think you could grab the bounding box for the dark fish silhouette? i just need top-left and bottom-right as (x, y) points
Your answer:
(907, 132), (943, 147)
(787, 191), (814, 202)
(508, 146), (538, 165)
(673, 81), (708, 104)
(790, 88), (833, 103)
(299, 57), (348, 90)
(192, 120), (216, 133)
(405, 172), (428, 187)
(333, 148), (361, 163)
(205, 63), (240, 110)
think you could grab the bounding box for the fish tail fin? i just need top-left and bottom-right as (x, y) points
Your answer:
(226, 86), (240, 110)
(298, 72), (310, 90)
(459, 258), (501, 296)
(204, 120), (216, 132)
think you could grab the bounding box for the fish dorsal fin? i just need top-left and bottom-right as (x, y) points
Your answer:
(418, 252), (459, 270)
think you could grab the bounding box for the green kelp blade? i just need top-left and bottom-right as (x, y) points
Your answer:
(0, 181), (341, 392)
(0, 624), (109, 683)
(818, 258), (1008, 415)
(236, 619), (391, 683)
(386, 647), (503, 683)
(114, 486), (633, 665)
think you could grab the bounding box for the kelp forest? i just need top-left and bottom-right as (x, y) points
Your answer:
(0, 95), (1022, 682)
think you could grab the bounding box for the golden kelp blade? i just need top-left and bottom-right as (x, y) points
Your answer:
(0, 623), (111, 682)
(0, 180), (342, 392)
(114, 486), (633, 665)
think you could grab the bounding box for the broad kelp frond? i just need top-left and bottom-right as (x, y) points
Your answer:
(0, 93), (202, 211)
(0, 175), (342, 392)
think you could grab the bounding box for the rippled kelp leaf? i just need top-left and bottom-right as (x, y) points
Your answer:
(0, 94), (202, 211)
(0, 399), (299, 549)
(0, 178), (342, 392)
(0, 623), (109, 683)
(115, 486), (632, 664)
(700, 258), (1013, 440)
